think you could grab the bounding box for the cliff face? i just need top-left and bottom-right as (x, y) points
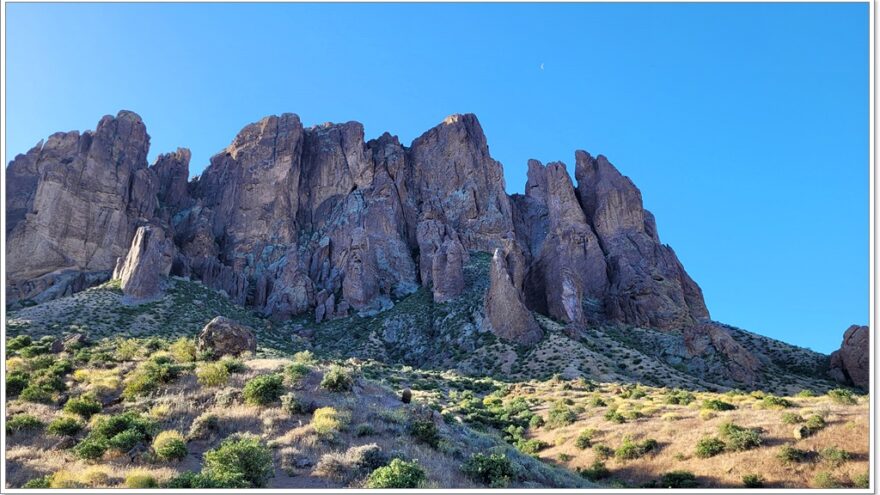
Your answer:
(7, 110), (711, 343)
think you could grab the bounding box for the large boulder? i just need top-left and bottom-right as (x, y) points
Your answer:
(197, 316), (257, 358)
(684, 322), (761, 385)
(829, 324), (869, 390)
(485, 248), (543, 346)
(113, 226), (175, 302)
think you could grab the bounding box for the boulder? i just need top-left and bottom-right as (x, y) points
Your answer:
(485, 248), (543, 346)
(113, 225), (175, 302)
(829, 324), (869, 390)
(197, 316), (257, 358)
(684, 322), (760, 384)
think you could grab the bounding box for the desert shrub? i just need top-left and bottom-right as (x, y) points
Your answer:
(366, 458), (426, 488)
(408, 418), (440, 448)
(188, 413), (219, 440)
(516, 438), (549, 455)
(593, 444), (614, 460)
(702, 399), (735, 411)
(546, 400), (577, 428)
(73, 436), (110, 460)
(6, 414), (43, 433)
(796, 389), (816, 397)
(8, 335), (33, 350)
(528, 414), (545, 429)
(123, 354), (182, 400)
(615, 436), (658, 460)
(777, 444), (809, 463)
(124, 471), (158, 488)
(761, 395), (793, 409)
(781, 412), (804, 425)
(47, 416), (83, 436)
(169, 337), (197, 363)
(819, 446), (851, 467)
(22, 475), (52, 488)
(852, 472), (870, 489)
(80, 467), (110, 487)
(153, 430), (188, 461)
(219, 355), (246, 373)
(742, 474), (764, 488)
(805, 414), (826, 431)
(659, 471), (699, 488)
(604, 409), (626, 424)
(320, 365), (353, 392)
(285, 362), (311, 384)
(461, 452), (513, 488)
(578, 460), (611, 481)
(63, 395), (102, 418)
(664, 389), (696, 405)
(813, 471), (842, 488)
(75, 411), (156, 458)
(314, 444), (388, 481)
(355, 423), (376, 437)
(589, 396), (607, 407)
(197, 362), (230, 387)
(6, 371), (29, 397)
(312, 407), (348, 436)
(575, 428), (596, 449)
(695, 436), (725, 458)
(47, 470), (85, 488)
(19, 383), (55, 403)
(719, 422), (761, 451)
(202, 434), (274, 488)
(293, 350), (316, 364)
(827, 388), (857, 405)
(279, 392), (305, 415)
(115, 339), (140, 361)
(243, 374), (284, 406)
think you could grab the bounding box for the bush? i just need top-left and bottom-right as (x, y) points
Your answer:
(578, 460), (611, 481)
(153, 430), (188, 461)
(575, 429), (595, 449)
(75, 411), (156, 458)
(461, 453), (513, 488)
(47, 416), (83, 436)
(813, 471), (842, 489)
(8, 335), (33, 350)
(165, 471), (246, 489)
(593, 444), (614, 460)
(742, 473), (764, 488)
(659, 471), (699, 488)
(796, 389), (816, 397)
(243, 374), (284, 406)
(718, 422), (761, 451)
(188, 413), (219, 440)
(702, 399), (735, 411)
(604, 409), (626, 424)
(320, 365), (353, 392)
(546, 400), (577, 428)
(125, 472), (158, 488)
(777, 444), (809, 463)
(615, 436), (659, 460)
(694, 437), (725, 458)
(63, 395), (102, 418)
(355, 423), (375, 437)
(761, 395), (794, 409)
(781, 412), (804, 425)
(664, 389), (696, 405)
(852, 472), (870, 489)
(169, 337), (197, 363)
(589, 396), (607, 407)
(197, 362), (230, 387)
(312, 407), (348, 437)
(19, 384), (55, 403)
(516, 438), (549, 455)
(528, 414), (545, 429)
(6, 371), (29, 397)
(805, 414), (826, 432)
(366, 459), (426, 489)
(314, 444), (388, 481)
(219, 355), (246, 373)
(74, 436), (110, 460)
(280, 392), (307, 415)
(6, 414), (43, 433)
(22, 476), (52, 488)
(123, 355), (182, 400)
(202, 434), (274, 488)
(827, 388), (857, 405)
(819, 446), (851, 467)
(286, 362), (311, 384)
(408, 418), (440, 448)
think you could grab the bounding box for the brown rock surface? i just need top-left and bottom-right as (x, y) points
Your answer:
(684, 322), (761, 384)
(829, 324), (869, 390)
(485, 248), (543, 346)
(113, 226), (175, 302)
(197, 316), (257, 358)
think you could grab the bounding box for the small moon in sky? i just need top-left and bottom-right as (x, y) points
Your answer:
(540, 63), (544, 71)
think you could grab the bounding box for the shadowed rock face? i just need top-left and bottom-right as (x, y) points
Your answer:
(7, 110), (715, 349)
(113, 225), (175, 302)
(829, 324), (869, 390)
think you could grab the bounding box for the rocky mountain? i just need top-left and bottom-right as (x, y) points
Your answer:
(4, 110), (863, 388)
(829, 324), (869, 390)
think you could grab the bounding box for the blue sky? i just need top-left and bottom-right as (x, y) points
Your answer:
(6, 3), (868, 353)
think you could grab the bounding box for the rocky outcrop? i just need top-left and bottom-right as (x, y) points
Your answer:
(6, 111), (160, 303)
(197, 316), (257, 358)
(684, 322), (761, 384)
(153, 148), (192, 211)
(829, 324), (869, 390)
(485, 248), (543, 345)
(113, 226), (175, 302)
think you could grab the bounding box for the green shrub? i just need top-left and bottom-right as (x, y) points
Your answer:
(718, 422), (761, 451)
(22, 475), (52, 488)
(366, 458), (426, 488)
(75, 411), (156, 458)
(694, 437), (725, 458)
(124, 472), (158, 488)
(355, 423), (376, 437)
(169, 337), (197, 363)
(461, 453), (513, 488)
(197, 362), (230, 387)
(8, 335), (33, 350)
(202, 434), (274, 488)
(742, 473), (764, 488)
(123, 355), (182, 400)
(781, 412), (804, 425)
(6, 414), (43, 433)
(516, 438), (549, 455)
(659, 471), (699, 488)
(243, 374), (284, 406)
(63, 395), (102, 418)
(604, 409), (626, 424)
(285, 362), (311, 384)
(312, 407), (348, 436)
(796, 389), (816, 397)
(547, 400), (577, 428)
(19, 384), (55, 403)
(6, 371), (29, 397)
(574, 429), (595, 449)
(589, 396), (607, 407)
(320, 365), (353, 392)
(852, 472), (870, 489)
(47, 416), (83, 436)
(615, 436), (659, 460)
(761, 395), (793, 409)
(813, 471), (842, 489)
(219, 355), (246, 373)
(578, 460), (611, 481)
(108, 429), (144, 451)
(664, 389), (696, 405)
(805, 414), (826, 431)
(74, 436), (110, 460)
(777, 444), (809, 463)
(819, 446), (851, 467)
(408, 418), (440, 448)
(827, 388), (857, 405)
(153, 430), (188, 461)
(701, 399), (736, 411)
(593, 444), (614, 460)
(165, 471), (247, 489)
(280, 392), (307, 415)
(528, 414), (545, 429)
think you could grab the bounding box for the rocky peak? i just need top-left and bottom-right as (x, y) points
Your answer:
(152, 148), (191, 211)
(829, 324), (869, 390)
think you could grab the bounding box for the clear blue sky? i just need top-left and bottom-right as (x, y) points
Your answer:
(6, 3), (868, 353)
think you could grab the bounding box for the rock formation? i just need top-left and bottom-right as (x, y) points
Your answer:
(197, 316), (257, 358)
(829, 324), (869, 390)
(485, 249), (543, 345)
(113, 226), (175, 302)
(684, 322), (761, 385)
